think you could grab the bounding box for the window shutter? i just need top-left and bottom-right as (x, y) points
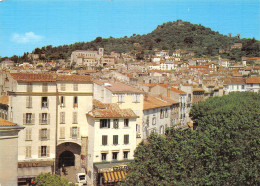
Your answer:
(25, 129), (29, 140)
(38, 146), (41, 158)
(39, 113), (42, 125)
(47, 97), (49, 108)
(47, 129), (50, 140)
(100, 120), (102, 128)
(70, 127), (72, 138)
(60, 127), (65, 139)
(26, 97), (29, 108)
(77, 127), (80, 138)
(108, 119), (110, 128)
(63, 96), (65, 107)
(47, 113), (50, 125)
(32, 114), (35, 124)
(23, 114), (26, 124)
(39, 129), (41, 140)
(29, 129), (32, 140)
(29, 96), (32, 108)
(47, 146), (50, 157)
(73, 112), (77, 124)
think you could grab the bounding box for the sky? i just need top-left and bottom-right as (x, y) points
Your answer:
(0, 0), (259, 57)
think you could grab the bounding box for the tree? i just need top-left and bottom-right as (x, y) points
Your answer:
(35, 173), (75, 186)
(123, 92), (260, 185)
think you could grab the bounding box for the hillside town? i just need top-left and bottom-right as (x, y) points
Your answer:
(0, 47), (260, 186)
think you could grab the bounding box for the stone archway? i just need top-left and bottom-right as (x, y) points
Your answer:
(56, 142), (81, 170)
(59, 151), (75, 167)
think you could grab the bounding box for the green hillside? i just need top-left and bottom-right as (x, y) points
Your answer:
(3, 20), (260, 63)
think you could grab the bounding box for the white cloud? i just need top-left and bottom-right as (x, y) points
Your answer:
(11, 32), (43, 43)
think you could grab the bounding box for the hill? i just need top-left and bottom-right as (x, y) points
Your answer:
(3, 20), (260, 63)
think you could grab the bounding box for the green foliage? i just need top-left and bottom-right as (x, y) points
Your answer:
(123, 92), (260, 185)
(35, 173), (76, 186)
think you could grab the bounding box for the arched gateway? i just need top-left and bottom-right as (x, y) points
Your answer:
(56, 142), (81, 170)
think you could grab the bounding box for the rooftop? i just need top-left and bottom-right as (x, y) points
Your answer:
(0, 96), (8, 105)
(0, 118), (17, 126)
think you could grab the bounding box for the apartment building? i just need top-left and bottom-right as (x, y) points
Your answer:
(93, 80), (144, 142)
(5, 72), (93, 182)
(86, 100), (137, 185)
(142, 94), (179, 139)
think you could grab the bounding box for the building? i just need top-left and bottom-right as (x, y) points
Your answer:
(86, 100), (137, 185)
(5, 72), (93, 183)
(0, 118), (24, 186)
(142, 94), (179, 139)
(246, 77), (260, 93)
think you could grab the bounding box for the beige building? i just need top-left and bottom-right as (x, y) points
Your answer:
(0, 119), (24, 186)
(86, 100), (137, 185)
(5, 73), (93, 183)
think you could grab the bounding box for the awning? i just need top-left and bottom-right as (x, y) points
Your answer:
(103, 170), (126, 183)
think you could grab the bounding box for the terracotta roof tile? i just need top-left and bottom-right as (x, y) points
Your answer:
(94, 80), (143, 93)
(10, 73), (92, 82)
(0, 96), (8, 105)
(223, 77), (245, 85)
(0, 118), (17, 126)
(144, 94), (178, 110)
(246, 77), (260, 84)
(88, 103), (138, 118)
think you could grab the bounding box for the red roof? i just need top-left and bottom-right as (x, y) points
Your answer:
(10, 73), (92, 82)
(246, 77), (260, 84)
(0, 118), (17, 126)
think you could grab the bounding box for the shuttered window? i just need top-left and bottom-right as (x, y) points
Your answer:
(102, 135), (108, 145)
(124, 135), (129, 144)
(61, 83), (66, 91)
(23, 113), (35, 125)
(25, 146), (31, 158)
(73, 83), (78, 91)
(27, 83), (32, 92)
(60, 127), (65, 139)
(42, 83), (48, 92)
(113, 135), (118, 145)
(60, 112), (65, 124)
(26, 96), (32, 108)
(113, 119), (119, 129)
(72, 112), (78, 124)
(39, 146), (50, 157)
(25, 128), (32, 141)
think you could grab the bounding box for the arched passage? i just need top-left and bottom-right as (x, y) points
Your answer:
(59, 151), (75, 167)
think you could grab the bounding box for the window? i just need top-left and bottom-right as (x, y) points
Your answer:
(160, 125), (164, 134)
(27, 83), (32, 92)
(25, 128), (32, 141)
(60, 96), (65, 107)
(146, 116), (149, 126)
(242, 85), (245, 89)
(60, 112), (65, 124)
(39, 146), (49, 157)
(73, 96), (78, 107)
(40, 128), (48, 140)
(71, 127), (78, 138)
(124, 135), (129, 144)
(26, 96), (32, 108)
(25, 146), (31, 158)
(73, 83), (78, 91)
(25, 113), (33, 124)
(61, 83), (66, 91)
(160, 109), (164, 119)
(112, 152), (118, 161)
(41, 97), (48, 108)
(113, 119), (119, 129)
(42, 83), (48, 92)
(152, 116), (156, 125)
(100, 119), (110, 128)
(165, 109), (168, 118)
(102, 135), (108, 145)
(40, 113), (48, 124)
(123, 151), (129, 159)
(73, 112), (78, 124)
(132, 94), (140, 103)
(101, 153), (107, 161)
(124, 119), (129, 127)
(117, 94), (124, 103)
(60, 127), (65, 139)
(113, 135), (118, 145)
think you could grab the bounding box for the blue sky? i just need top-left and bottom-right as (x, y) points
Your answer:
(0, 0), (259, 57)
